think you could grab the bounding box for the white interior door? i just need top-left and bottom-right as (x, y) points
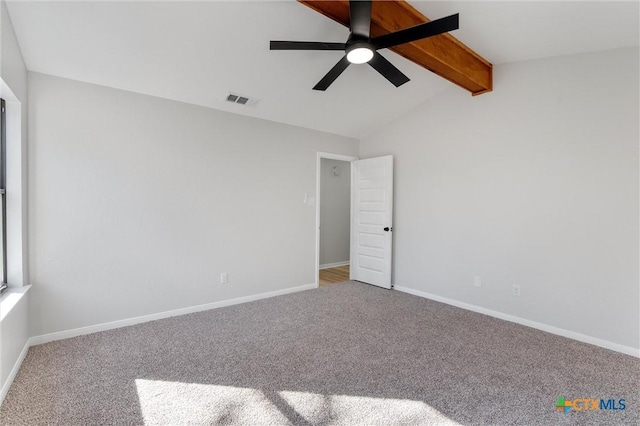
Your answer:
(350, 155), (393, 289)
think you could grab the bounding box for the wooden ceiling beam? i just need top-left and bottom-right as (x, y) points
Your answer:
(298, 0), (492, 95)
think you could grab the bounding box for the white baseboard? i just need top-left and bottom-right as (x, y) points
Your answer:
(393, 285), (640, 358)
(319, 261), (350, 270)
(0, 340), (30, 405)
(29, 283), (316, 346)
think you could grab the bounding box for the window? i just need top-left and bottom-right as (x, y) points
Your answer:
(0, 98), (7, 295)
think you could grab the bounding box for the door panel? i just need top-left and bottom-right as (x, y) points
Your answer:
(350, 156), (393, 289)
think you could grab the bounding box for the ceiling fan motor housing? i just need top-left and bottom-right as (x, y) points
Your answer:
(346, 33), (373, 49)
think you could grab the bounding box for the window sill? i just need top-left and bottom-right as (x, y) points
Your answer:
(0, 285), (30, 322)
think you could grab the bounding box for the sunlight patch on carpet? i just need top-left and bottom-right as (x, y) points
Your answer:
(135, 379), (460, 425)
(135, 379), (289, 425)
(278, 390), (461, 425)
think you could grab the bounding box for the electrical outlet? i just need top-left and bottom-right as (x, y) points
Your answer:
(512, 284), (520, 296)
(220, 273), (228, 284)
(473, 275), (482, 287)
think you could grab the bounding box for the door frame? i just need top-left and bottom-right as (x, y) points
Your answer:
(315, 152), (359, 288)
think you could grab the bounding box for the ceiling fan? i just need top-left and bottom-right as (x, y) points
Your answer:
(270, 0), (459, 91)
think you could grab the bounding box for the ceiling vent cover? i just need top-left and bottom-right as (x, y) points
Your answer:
(226, 93), (261, 108)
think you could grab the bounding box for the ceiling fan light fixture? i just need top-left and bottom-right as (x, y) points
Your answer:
(346, 44), (374, 64)
(269, 1), (461, 90)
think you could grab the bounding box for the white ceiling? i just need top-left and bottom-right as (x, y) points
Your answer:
(6, 1), (639, 138)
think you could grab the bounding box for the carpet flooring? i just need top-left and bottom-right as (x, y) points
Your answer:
(1, 281), (638, 425)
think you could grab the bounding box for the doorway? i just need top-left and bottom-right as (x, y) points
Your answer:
(315, 153), (358, 287)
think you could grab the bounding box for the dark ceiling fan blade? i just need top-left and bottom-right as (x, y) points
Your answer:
(349, 0), (372, 38)
(368, 52), (410, 87)
(371, 13), (459, 50)
(270, 41), (347, 50)
(313, 56), (351, 91)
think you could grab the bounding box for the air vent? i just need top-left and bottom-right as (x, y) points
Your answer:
(225, 92), (261, 108)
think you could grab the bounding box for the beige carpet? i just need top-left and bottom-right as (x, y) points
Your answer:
(1, 281), (638, 425)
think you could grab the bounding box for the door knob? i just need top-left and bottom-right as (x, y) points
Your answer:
(384, 227), (392, 232)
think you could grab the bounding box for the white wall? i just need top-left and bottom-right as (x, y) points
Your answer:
(0, 287), (28, 400)
(319, 158), (350, 267)
(360, 47), (639, 351)
(0, 0), (29, 401)
(28, 72), (358, 336)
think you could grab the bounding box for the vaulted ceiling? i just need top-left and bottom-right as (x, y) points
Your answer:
(6, 1), (639, 138)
